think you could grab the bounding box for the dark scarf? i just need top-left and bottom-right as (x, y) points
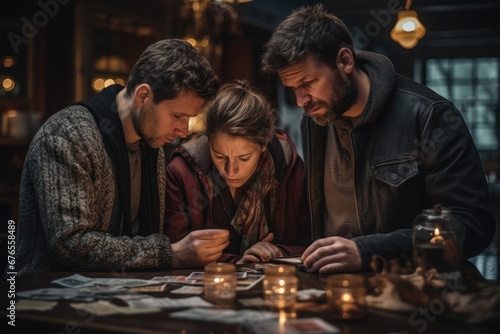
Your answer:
(75, 84), (160, 237)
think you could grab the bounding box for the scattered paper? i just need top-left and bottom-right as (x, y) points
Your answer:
(171, 286), (204, 295)
(187, 271), (248, 280)
(127, 296), (213, 309)
(113, 294), (151, 302)
(52, 274), (96, 288)
(17, 286), (130, 302)
(238, 297), (266, 307)
(296, 289), (326, 301)
(52, 274), (159, 288)
(152, 275), (191, 283)
(237, 275), (264, 291)
(70, 300), (160, 316)
(131, 284), (166, 293)
(270, 256), (303, 265)
(16, 299), (58, 311)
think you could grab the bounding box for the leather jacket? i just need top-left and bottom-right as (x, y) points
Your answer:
(301, 51), (496, 270)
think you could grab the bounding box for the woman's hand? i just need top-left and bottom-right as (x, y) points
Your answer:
(236, 233), (284, 264)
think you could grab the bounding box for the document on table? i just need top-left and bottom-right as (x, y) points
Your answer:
(127, 296), (213, 309)
(52, 274), (160, 288)
(270, 255), (303, 265)
(70, 300), (161, 316)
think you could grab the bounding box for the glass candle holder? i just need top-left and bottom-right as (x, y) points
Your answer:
(326, 274), (366, 320)
(263, 265), (298, 311)
(413, 204), (464, 274)
(203, 263), (236, 306)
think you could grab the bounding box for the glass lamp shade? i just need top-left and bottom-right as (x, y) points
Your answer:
(390, 10), (426, 49)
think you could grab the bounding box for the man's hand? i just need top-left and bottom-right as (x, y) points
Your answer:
(171, 229), (230, 268)
(236, 233), (284, 264)
(300, 237), (362, 274)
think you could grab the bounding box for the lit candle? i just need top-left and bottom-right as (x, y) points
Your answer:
(430, 228), (445, 245)
(263, 265), (298, 312)
(413, 205), (464, 274)
(203, 263), (236, 307)
(327, 275), (366, 320)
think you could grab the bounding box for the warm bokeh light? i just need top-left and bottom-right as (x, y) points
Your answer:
(92, 77), (105, 92)
(342, 293), (352, 302)
(94, 55), (129, 73)
(435, 228), (440, 236)
(186, 38), (197, 47)
(3, 56), (15, 68)
(114, 78), (126, 86)
(200, 39), (209, 47)
(2, 77), (15, 92)
(104, 78), (115, 87)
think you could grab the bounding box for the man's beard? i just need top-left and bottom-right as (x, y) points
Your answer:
(305, 74), (358, 127)
(133, 105), (163, 148)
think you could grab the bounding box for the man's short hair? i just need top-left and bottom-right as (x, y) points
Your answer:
(261, 4), (356, 73)
(126, 39), (219, 103)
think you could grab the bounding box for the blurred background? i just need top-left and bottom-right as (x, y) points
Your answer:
(1, 0), (498, 279)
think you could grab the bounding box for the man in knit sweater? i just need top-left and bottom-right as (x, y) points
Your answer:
(15, 39), (229, 276)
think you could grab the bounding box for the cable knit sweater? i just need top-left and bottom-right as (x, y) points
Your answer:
(15, 105), (172, 276)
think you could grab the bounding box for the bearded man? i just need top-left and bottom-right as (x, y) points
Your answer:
(262, 5), (495, 273)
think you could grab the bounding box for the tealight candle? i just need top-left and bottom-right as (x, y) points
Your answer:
(413, 204), (464, 274)
(203, 263), (236, 306)
(263, 265), (298, 312)
(326, 274), (366, 320)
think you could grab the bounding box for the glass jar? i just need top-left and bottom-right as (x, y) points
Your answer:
(262, 265), (298, 311)
(326, 274), (366, 320)
(203, 263), (236, 306)
(413, 204), (464, 273)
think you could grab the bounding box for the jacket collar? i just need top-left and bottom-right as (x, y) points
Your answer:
(354, 51), (396, 128)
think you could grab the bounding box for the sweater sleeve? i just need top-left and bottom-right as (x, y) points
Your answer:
(30, 133), (173, 271)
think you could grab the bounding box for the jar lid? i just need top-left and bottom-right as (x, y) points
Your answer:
(264, 265), (296, 276)
(204, 262), (235, 274)
(326, 274), (365, 288)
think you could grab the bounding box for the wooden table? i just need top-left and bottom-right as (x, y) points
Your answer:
(2, 265), (498, 334)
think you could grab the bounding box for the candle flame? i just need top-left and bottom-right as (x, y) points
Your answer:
(342, 293), (352, 302)
(434, 228), (440, 236)
(279, 311), (287, 324)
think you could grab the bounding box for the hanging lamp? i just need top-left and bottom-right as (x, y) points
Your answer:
(391, 0), (426, 49)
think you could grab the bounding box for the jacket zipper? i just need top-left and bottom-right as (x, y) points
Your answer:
(306, 120), (315, 240)
(351, 130), (364, 236)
